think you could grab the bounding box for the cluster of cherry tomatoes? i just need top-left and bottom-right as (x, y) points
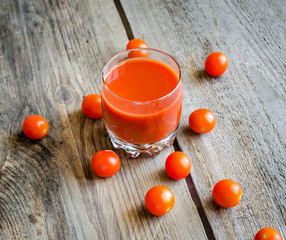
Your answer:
(21, 39), (283, 240)
(91, 150), (191, 216)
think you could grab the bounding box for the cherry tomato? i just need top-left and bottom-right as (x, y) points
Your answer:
(212, 179), (242, 208)
(126, 39), (149, 58)
(23, 115), (49, 140)
(205, 52), (228, 76)
(145, 185), (175, 216)
(189, 109), (216, 134)
(165, 152), (191, 180)
(82, 94), (103, 119)
(254, 228), (283, 240)
(91, 150), (120, 177)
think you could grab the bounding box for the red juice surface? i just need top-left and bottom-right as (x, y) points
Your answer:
(102, 58), (182, 144)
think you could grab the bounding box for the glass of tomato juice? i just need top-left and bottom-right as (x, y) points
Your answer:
(101, 48), (182, 157)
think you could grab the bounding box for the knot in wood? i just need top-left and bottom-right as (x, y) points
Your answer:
(53, 86), (74, 104)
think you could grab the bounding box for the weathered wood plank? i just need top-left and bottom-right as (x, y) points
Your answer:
(121, 0), (286, 239)
(0, 0), (208, 239)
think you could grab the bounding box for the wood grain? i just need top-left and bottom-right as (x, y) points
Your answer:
(0, 0), (208, 239)
(120, 0), (286, 239)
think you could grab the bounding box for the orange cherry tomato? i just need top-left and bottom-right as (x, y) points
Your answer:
(165, 152), (191, 180)
(91, 150), (120, 178)
(126, 39), (149, 58)
(254, 228), (283, 240)
(212, 179), (242, 208)
(189, 108), (216, 134)
(205, 52), (228, 76)
(82, 94), (103, 119)
(145, 185), (175, 216)
(23, 115), (49, 140)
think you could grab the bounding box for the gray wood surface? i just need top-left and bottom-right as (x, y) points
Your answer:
(121, 0), (286, 239)
(0, 0), (209, 239)
(1, 0), (285, 239)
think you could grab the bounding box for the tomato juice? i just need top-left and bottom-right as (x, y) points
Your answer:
(101, 57), (182, 145)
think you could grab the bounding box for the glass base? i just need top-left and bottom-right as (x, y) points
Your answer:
(106, 127), (177, 158)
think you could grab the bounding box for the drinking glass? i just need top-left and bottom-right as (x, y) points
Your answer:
(101, 48), (182, 157)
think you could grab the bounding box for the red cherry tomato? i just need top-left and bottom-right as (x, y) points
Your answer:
(91, 150), (120, 177)
(165, 152), (191, 180)
(254, 228), (283, 240)
(126, 39), (149, 58)
(189, 109), (216, 134)
(212, 179), (242, 208)
(205, 52), (228, 76)
(145, 185), (175, 216)
(23, 115), (49, 140)
(82, 94), (103, 119)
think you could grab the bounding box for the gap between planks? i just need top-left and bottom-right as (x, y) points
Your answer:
(113, 0), (215, 239)
(113, 0), (134, 40)
(173, 139), (216, 240)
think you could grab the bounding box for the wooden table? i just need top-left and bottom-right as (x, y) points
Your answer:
(1, 0), (285, 239)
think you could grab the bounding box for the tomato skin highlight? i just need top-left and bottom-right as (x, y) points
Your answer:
(165, 152), (191, 180)
(145, 185), (175, 216)
(189, 109), (216, 134)
(212, 179), (242, 208)
(23, 115), (49, 140)
(91, 150), (120, 177)
(254, 228), (283, 240)
(126, 39), (149, 58)
(205, 52), (228, 76)
(82, 94), (103, 119)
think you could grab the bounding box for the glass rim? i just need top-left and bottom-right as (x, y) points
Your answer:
(101, 48), (182, 104)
